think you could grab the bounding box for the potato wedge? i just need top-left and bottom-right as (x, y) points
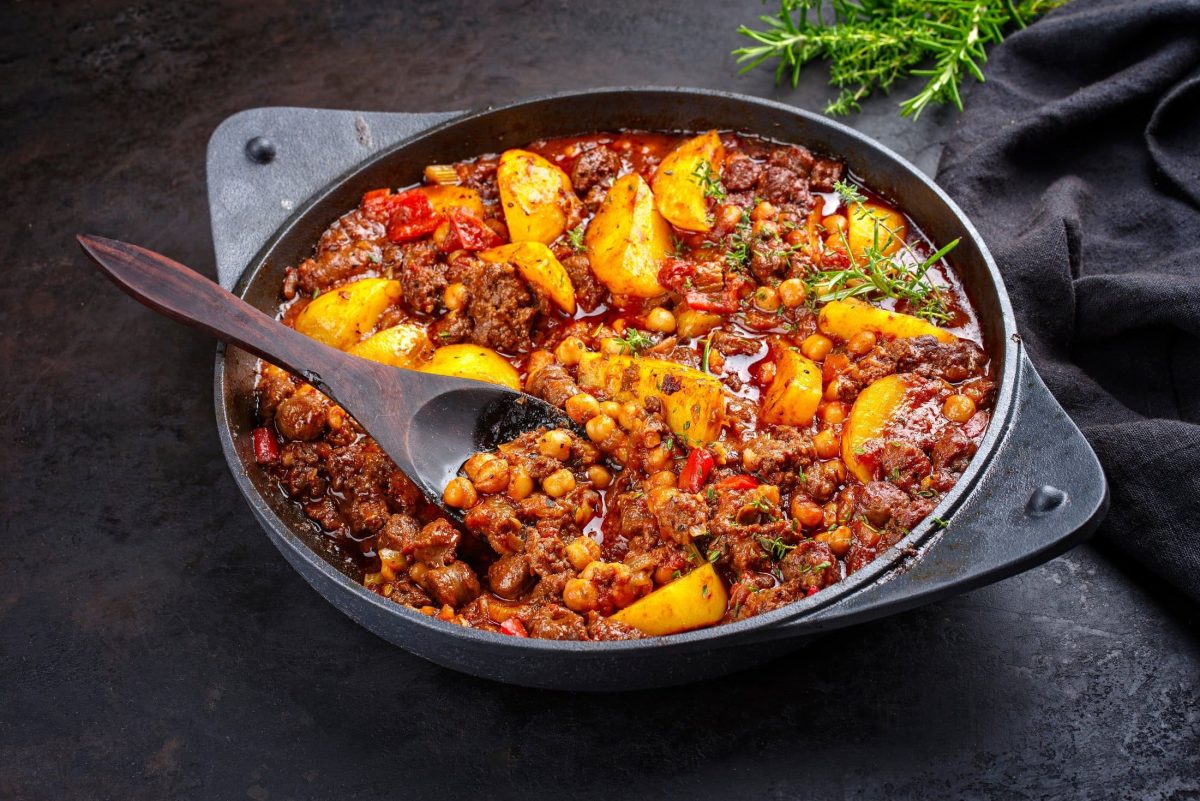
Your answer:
(479, 242), (576, 314)
(818, 298), (954, 343)
(346, 323), (433, 369)
(576, 352), (725, 446)
(585, 173), (673, 298)
(675, 309), (722, 340)
(761, 348), (822, 427)
(609, 563), (727, 636)
(421, 185), (485, 218)
(843, 373), (910, 483)
(496, 149), (578, 245)
(419, 344), (520, 390)
(846, 201), (908, 260)
(294, 278), (402, 350)
(651, 130), (725, 232)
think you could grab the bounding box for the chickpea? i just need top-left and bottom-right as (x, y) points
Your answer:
(753, 285), (781, 312)
(758, 484), (781, 506)
(555, 336), (587, 366)
(822, 353), (851, 382)
(443, 282), (469, 311)
(801, 333), (834, 362)
(751, 219), (779, 239)
(716, 203), (743, 231)
(648, 470), (676, 489)
(645, 307), (677, 334)
(526, 350), (554, 377)
(618, 402), (642, 432)
(791, 497), (825, 528)
(824, 380), (843, 401)
(751, 200), (777, 221)
(537, 428), (573, 461)
(642, 430), (662, 449)
(601, 337), (625, 356)
(600, 401), (622, 418)
(644, 446), (671, 472)
(827, 458), (847, 484)
(586, 414), (617, 443)
(542, 468), (577, 498)
(562, 578), (599, 612)
(443, 477), (478, 509)
(465, 453), (510, 494)
(847, 330), (877, 356)
(784, 228), (806, 247)
(824, 234), (846, 252)
(943, 393), (977, 423)
(742, 446), (762, 473)
(819, 401), (848, 426)
(816, 525), (853, 556)
(814, 429), (841, 460)
(821, 214), (848, 234)
(565, 393), (601, 424)
(778, 278), (807, 308)
(507, 466), (534, 501)
(653, 564), (678, 586)
(565, 536), (602, 571)
(586, 464), (613, 489)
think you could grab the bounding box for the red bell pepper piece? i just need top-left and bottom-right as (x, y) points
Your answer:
(679, 448), (715, 493)
(383, 188), (440, 243)
(657, 258), (696, 292)
(714, 475), (759, 491)
(252, 427), (280, 465)
(440, 207), (505, 252)
(499, 617), (528, 637)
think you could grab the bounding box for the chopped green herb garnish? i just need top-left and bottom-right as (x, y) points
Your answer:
(566, 224), (586, 253)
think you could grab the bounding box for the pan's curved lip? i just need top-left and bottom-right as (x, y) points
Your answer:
(213, 86), (1017, 655)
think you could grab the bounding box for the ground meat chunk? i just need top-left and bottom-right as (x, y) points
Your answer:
(878, 440), (932, 491)
(488, 553), (533, 599)
(779, 540), (839, 591)
(604, 490), (657, 544)
(295, 208), (386, 293)
(380, 576), (432, 608)
(749, 239), (790, 285)
(768, 145), (815, 176)
(858, 481), (911, 528)
(931, 426), (977, 473)
(560, 253), (606, 312)
(586, 612), (645, 641)
(457, 157), (500, 202)
(646, 488), (708, 546)
(888, 336), (989, 383)
(742, 427), (816, 489)
(345, 497), (389, 537)
(844, 541), (877, 574)
(757, 165), (812, 208)
(274, 391), (326, 441)
(893, 495), (936, 532)
(722, 152), (763, 191)
(526, 363), (581, 408)
(808, 157), (844, 192)
(444, 256), (545, 353)
(394, 240), (444, 315)
(464, 496), (524, 554)
(414, 560), (481, 607)
(382, 516), (460, 566)
(711, 330), (762, 357)
(521, 603), (587, 640)
(570, 146), (620, 192)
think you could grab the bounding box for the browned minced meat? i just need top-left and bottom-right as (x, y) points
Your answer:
(254, 129), (993, 641)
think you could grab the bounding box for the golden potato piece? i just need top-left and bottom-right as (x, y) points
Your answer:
(674, 309), (723, 340)
(479, 242), (576, 314)
(294, 278), (402, 350)
(584, 173), (673, 298)
(843, 373), (910, 483)
(609, 563), (727, 636)
(496, 149), (578, 245)
(651, 130), (725, 232)
(846, 201), (908, 260)
(761, 348), (822, 427)
(419, 344), (520, 390)
(576, 352), (725, 446)
(818, 298), (954, 343)
(421, 185), (485, 218)
(346, 323), (433, 369)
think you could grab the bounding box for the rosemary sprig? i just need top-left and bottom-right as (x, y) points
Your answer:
(734, 0), (1069, 119)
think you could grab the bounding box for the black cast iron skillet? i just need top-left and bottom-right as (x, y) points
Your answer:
(211, 88), (1108, 690)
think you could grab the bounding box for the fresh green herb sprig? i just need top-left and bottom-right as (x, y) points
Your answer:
(613, 327), (654, 355)
(734, 0), (1069, 119)
(692, 159), (727, 202)
(566, 224), (586, 253)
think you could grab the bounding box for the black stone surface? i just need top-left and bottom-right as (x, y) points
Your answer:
(1, 2), (1196, 799)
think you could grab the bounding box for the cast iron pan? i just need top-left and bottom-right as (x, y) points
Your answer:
(208, 88), (1108, 690)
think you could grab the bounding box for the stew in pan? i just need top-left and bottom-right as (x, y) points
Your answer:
(252, 130), (994, 640)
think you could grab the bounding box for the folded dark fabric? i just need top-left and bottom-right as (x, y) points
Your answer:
(936, 0), (1200, 602)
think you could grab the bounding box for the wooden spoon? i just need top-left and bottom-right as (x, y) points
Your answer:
(77, 235), (574, 516)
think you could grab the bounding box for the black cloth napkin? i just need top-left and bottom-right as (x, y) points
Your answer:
(936, 0), (1200, 602)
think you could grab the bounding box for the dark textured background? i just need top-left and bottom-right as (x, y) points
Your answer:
(1, 2), (1196, 799)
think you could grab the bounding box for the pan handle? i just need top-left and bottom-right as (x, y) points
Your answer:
(753, 347), (1108, 639)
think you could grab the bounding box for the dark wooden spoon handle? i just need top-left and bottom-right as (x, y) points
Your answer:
(77, 234), (351, 396)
